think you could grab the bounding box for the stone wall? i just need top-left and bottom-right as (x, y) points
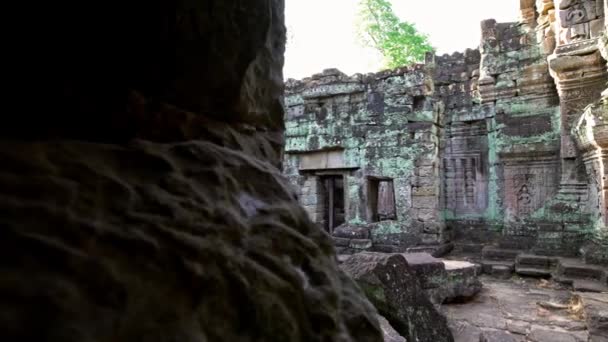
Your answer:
(284, 0), (608, 259)
(284, 65), (444, 248)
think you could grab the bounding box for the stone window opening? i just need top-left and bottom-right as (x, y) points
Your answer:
(320, 175), (345, 234)
(413, 95), (425, 111)
(367, 177), (397, 222)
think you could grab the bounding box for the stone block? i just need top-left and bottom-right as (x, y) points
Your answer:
(332, 237), (351, 247)
(403, 253), (447, 290)
(333, 225), (371, 239)
(412, 195), (439, 209)
(340, 253), (453, 342)
(349, 239), (373, 250)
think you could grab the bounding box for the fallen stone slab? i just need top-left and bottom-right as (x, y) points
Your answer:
(341, 252), (454, 342)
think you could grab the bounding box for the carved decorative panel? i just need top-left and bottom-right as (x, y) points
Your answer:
(557, 0), (604, 43)
(502, 154), (560, 220)
(442, 120), (489, 214)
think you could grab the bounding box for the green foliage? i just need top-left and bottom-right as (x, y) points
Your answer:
(357, 0), (434, 69)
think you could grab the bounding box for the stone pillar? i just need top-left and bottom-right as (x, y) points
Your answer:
(548, 0), (607, 197)
(521, 0), (538, 26)
(553, 0), (608, 263)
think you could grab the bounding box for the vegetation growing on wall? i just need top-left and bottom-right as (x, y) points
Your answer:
(357, 0), (434, 69)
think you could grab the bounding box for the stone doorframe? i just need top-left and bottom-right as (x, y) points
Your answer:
(299, 167), (359, 233)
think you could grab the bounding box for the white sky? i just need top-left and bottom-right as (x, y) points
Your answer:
(284, 0), (521, 79)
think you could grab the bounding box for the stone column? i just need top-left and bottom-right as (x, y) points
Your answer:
(574, 0), (608, 217)
(564, 0), (608, 263)
(548, 0), (607, 198)
(520, 0), (538, 26)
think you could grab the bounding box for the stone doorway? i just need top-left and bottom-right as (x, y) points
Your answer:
(321, 175), (345, 233)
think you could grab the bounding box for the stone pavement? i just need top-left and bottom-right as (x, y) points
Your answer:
(442, 276), (603, 342)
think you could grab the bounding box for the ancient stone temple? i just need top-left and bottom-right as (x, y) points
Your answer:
(283, 0), (608, 261)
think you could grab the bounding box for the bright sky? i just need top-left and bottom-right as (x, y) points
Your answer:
(284, 0), (521, 79)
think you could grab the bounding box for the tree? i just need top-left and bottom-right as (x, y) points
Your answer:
(357, 0), (434, 69)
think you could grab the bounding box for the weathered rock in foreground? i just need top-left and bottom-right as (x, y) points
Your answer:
(0, 140), (384, 341)
(378, 315), (407, 342)
(1, 0), (388, 340)
(341, 252), (454, 342)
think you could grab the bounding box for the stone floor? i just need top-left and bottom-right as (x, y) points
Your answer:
(441, 275), (599, 342)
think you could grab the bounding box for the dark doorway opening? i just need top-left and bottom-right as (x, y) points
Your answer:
(321, 175), (345, 233)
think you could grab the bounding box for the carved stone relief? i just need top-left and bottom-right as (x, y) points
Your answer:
(557, 0), (604, 44)
(503, 155), (560, 221)
(517, 182), (534, 217)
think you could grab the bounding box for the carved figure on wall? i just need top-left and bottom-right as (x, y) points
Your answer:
(517, 184), (533, 217)
(557, 0), (604, 43)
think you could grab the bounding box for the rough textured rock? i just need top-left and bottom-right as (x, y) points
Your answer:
(340, 252), (454, 342)
(13, 0), (287, 165)
(0, 0), (385, 341)
(378, 315), (407, 342)
(0, 141), (384, 341)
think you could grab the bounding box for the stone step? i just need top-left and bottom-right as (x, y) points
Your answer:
(454, 243), (484, 254)
(516, 254), (558, 268)
(372, 244), (404, 253)
(481, 260), (514, 279)
(514, 266), (552, 278)
(481, 260), (514, 273)
(553, 276), (575, 286)
(406, 243), (454, 258)
(481, 247), (522, 261)
(491, 265), (513, 279)
(572, 279), (608, 293)
(557, 258), (606, 281)
(348, 238), (373, 250)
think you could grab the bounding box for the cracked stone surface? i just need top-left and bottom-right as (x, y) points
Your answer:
(442, 276), (591, 342)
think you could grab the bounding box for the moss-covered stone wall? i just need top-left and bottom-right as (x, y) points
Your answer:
(284, 1), (608, 256)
